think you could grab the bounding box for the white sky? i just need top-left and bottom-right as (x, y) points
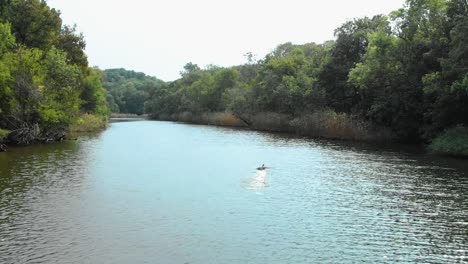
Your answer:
(48, 0), (406, 81)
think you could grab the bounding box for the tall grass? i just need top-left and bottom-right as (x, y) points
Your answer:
(290, 110), (393, 142)
(110, 113), (147, 118)
(151, 110), (394, 142)
(174, 112), (247, 127)
(249, 112), (293, 132)
(244, 110), (392, 141)
(429, 125), (468, 157)
(201, 112), (246, 127)
(69, 114), (108, 133)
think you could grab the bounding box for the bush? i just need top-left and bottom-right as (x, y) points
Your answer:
(429, 125), (468, 157)
(69, 114), (108, 133)
(0, 128), (9, 141)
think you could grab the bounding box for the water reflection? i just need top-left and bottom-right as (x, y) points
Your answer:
(0, 134), (101, 263)
(0, 121), (467, 263)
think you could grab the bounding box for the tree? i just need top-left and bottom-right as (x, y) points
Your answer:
(421, 0), (468, 138)
(40, 47), (81, 129)
(348, 31), (424, 140)
(0, 23), (15, 115)
(5, 48), (44, 126)
(319, 15), (390, 113)
(102, 68), (164, 114)
(8, 0), (62, 49)
(253, 46), (323, 115)
(0, 0), (110, 144)
(81, 68), (109, 115)
(56, 25), (88, 68)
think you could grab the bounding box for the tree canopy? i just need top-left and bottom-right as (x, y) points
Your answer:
(102, 68), (164, 115)
(0, 0), (109, 144)
(145, 0), (468, 144)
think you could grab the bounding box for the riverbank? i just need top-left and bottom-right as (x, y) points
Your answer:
(110, 113), (149, 119)
(429, 126), (468, 158)
(0, 114), (109, 152)
(151, 110), (395, 142)
(0, 129), (8, 152)
(69, 114), (109, 133)
(152, 111), (468, 158)
(0, 129), (8, 141)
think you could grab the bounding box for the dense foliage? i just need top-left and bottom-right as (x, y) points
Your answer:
(1, 0), (466, 154)
(0, 0), (109, 145)
(145, 0), (468, 146)
(429, 125), (468, 156)
(103, 68), (164, 115)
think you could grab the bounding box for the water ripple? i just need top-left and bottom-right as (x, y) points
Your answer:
(0, 121), (467, 263)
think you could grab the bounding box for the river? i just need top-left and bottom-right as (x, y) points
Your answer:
(1, 120), (467, 263)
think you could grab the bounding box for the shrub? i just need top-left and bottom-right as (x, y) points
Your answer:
(69, 114), (108, 133)
(0, 128), (9, 141)
(429, 125), (468, 157)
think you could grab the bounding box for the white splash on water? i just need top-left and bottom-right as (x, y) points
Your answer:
(246, 170), (268, 190)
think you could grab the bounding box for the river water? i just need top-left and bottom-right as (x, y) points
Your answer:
(1, 120), (467, 263)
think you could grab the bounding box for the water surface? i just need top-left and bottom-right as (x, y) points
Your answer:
(1, 120), (467, 263)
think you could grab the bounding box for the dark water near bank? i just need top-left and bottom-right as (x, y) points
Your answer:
(1, 120), (468, 263)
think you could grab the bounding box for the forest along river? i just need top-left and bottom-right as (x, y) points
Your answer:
(0, 120), (467, 263)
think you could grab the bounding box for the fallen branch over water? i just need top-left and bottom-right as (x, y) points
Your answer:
(8, 123), (41, 145)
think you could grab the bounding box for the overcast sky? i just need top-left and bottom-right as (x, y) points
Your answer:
(47, 0), (406, 81)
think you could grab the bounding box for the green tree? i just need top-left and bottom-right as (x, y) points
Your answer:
(81, 68), (109, 116)
(422, 0), (468, 138)
(253, 46), (324, 115)
(103, 68), (164, 114)
(7, 0), (62, 49)
(222, 83), (252, 116)
(40, 47), (81, 129)
(5, 47), (44, 125)
(348, 31), (423, 140)
(56, 25), (88, 68)
(0, 23), (15, 112)
(319, 15), (390, 113)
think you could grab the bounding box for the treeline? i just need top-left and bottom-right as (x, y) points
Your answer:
(145, 0), (468, 152)
(103, 68), (164, 115)
(0, 0), (108, 146)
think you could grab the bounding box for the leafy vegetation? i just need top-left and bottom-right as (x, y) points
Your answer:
(429, 126), (468, 157)
(103, 68), (164, 115)
(69, 113), (108, 133)
(144, 0), (468, 151)
(1, 0), (467, 156)
(0, 0), (109, 145)
(0, 128), (9, 140)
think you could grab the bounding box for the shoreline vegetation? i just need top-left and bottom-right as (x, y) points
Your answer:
(69, 114), (109, 133)
(0, 0), (109, 151)
(152, 111), (394, 142)
(110, 113), (149, 119)
(142, 0), (468, 158)
(1, 0), (467, 158)
(152, 112), (468, 157)
(429, 126), (468, 157)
